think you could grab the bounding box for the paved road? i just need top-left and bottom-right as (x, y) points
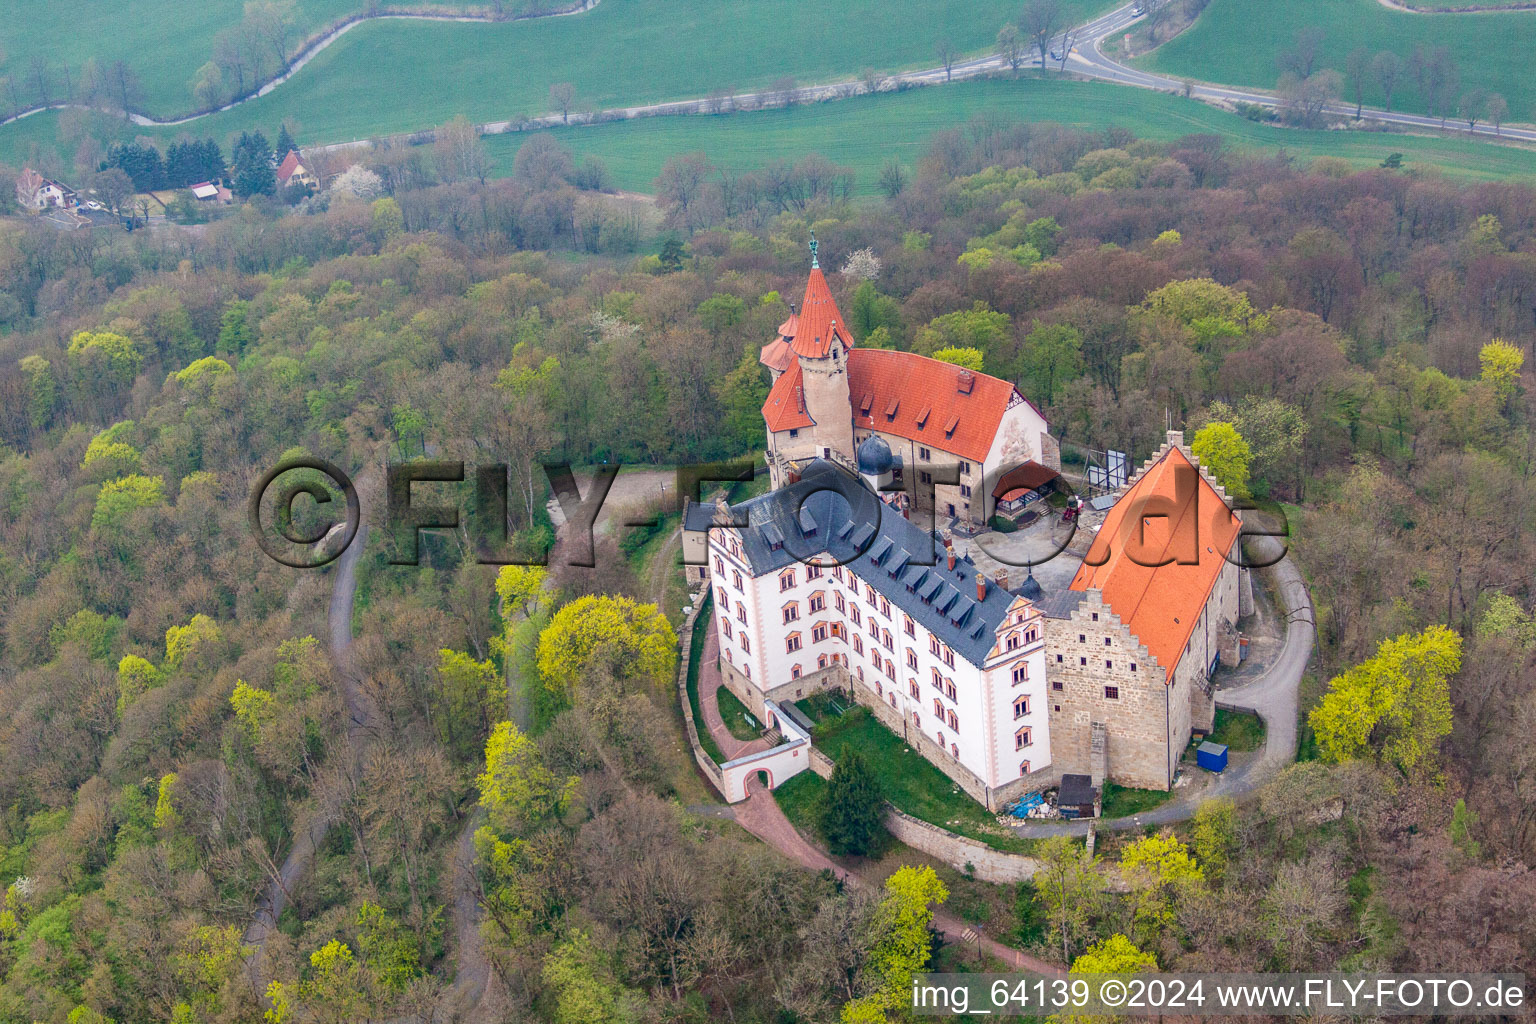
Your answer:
(1008, 536), (1313, 837)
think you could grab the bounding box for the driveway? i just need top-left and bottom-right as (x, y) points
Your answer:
(1008, 535), (1313, 837)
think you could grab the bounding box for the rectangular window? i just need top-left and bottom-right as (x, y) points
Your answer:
(959, 484), (972, 498)
(791, 664), (802, 679)
(1106, 660), (1113, 669)
(1080, 657), (1087, 666)
(853, 636), (864, 655)
(809, 593), (825, 613)
(919, 471), (932, 485)
(813, 625), (828, 643)
(907, 649), (918, 670)
(919, 446), (932, 461)
(780, 571), (796, 592)
(904, 614), (915, 637)
(959, 461), (971, 475)
(807, 564), (822, 579)
(1105, 685), (1119, 700)
(1012, 664), (1027, 685)
(835, 592), (846, 613)
(1052, 680), (1063, 691)
(732, 570), (742, 589)
(741, 635), (750, 654)
(786, 635), (801, 653)
(783, 605), (799, 624)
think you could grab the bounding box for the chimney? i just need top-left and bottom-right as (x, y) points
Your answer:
(944, 535), (955, 572)
(976, 574), (987, 601)
(1166, 428), (1184, 448)
(995, 569), (1009, 591)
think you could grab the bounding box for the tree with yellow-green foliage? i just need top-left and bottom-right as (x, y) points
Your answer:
(1190, 796), (1236, 882)
(91, 474), (165, 533)
(1140, 278), (1268, 348)
(165, 613), (223, 671)
(495, 564), (547, 620)
(1479, 338), (1524, 406)
(478, 720), (569, 831)
(1191, 421), (1252, 498)
(536, 594), (675, 697)
(1119, 832), (1203, 941)
(67, 329), (143, 393)
(1308, 625), (1461, 775)
(437, 648), (501, 757)
(842, 865), (948, 1023)
(82, 421), (141, 476)
(154, 772), (180, 833)
(931, 346), (984, 372)
(116, 654), (163, 714)
(1057, 934), (1157, 1024)
(542, 930), (636, 1024)
(19, 354), (56, 429)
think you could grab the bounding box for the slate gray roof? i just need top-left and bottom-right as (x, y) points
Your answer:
(1034, 589), (1087, 620)
(683, 499), (717, 532)
(726, 461), (1017, 666)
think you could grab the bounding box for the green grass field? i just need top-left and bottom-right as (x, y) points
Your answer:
(810, 706), (1034, 853)
(9, 77), (1536, 195)
(480, 77), (1536, 192)
(3, 0), (1110, 129)
(1140, 0), (1536, 123)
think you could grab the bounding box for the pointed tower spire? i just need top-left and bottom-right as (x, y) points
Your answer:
(809, 231), (819, 269)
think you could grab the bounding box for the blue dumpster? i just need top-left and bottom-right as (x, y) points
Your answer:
(1197, 741), (1228, 773)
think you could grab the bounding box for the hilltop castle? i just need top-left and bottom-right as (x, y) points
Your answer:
(685, 251), (1247, 807)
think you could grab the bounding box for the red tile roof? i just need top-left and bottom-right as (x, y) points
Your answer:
(762, 360), (814, 432)
(759, 337), (795, 374)
(789, 268), (851, 358)
(991, 460), (1059, 498)
(1069, 446), (1241, 682)
(276, 150), (303, 184)
(848, 349), (1023, 462)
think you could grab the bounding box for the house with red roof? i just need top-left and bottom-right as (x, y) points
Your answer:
(275, 150), (316, 189)
(760, 242), (1057, 529)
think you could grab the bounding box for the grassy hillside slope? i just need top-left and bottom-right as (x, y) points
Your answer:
(1139, 0), (1536, 121)
(2, 0), (1109, 126)
(482, 78), (1536, 191)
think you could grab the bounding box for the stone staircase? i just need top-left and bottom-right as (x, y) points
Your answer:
(1089, 721), (1107, 789)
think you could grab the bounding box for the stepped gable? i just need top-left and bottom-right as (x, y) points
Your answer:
(727, 461), (1016, 666)
(1068, 445), (1241, 681)
(847, 349), (1030, 462)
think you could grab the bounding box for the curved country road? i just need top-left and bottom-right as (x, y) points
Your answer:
(1008, 535), (1313, 837)
(0, 0), (600, 130)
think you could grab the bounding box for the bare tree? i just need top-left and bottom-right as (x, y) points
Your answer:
(213, 29), (250, 97)
(1344, 45), (1370, 117)
(1278, 25), (1325, 79)
(433, 114), (491, 184)
(548, 81), (576, 123)
(1057, 22), (1082, 72)
(769, 75), (798, 107)
(997, 24), (1026, 76)
(936, 38), (958, 82)
(1485, 92), (1508, 136)
(28, 56), (53, 108)
(1023, 0), (1064, 69)
(1427, 46), (1459, 125)
(1371, 51), (1401, 112)
(1278, 69), (1341, 128)
(58, 61), (74, 102)
(1142, 0), (1173, 43)
(91, 167), (135, 216)
(1458, 88), (1488, 133)
(246, 0), (297, 70)
(704, 85), (735, 113)
(107, 60), (141, 117)
(860, 67), (884, 93)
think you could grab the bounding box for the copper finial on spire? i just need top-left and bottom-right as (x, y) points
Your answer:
(809, 231), (819, 269)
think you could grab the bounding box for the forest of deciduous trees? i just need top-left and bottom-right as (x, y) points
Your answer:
(0, 119), (1534, 1021)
